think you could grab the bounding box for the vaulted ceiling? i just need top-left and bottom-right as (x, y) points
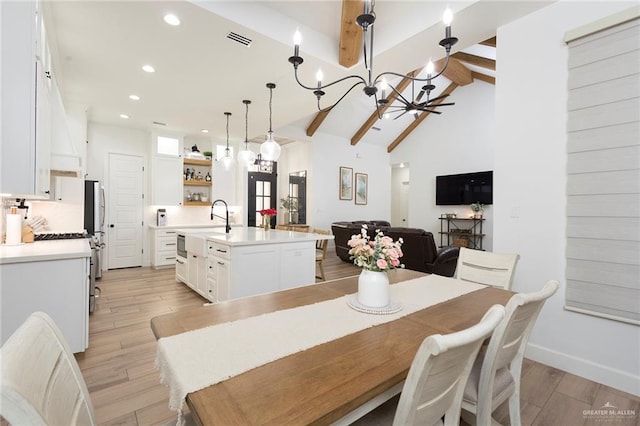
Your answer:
(45, 1), (552, 152)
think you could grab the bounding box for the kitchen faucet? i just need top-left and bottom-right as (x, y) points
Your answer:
(211, 199), (231, 234)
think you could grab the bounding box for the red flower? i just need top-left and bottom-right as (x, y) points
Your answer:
(259, 208), (277, 216)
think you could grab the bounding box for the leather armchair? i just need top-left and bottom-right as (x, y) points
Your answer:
(331, 221), (459, 277)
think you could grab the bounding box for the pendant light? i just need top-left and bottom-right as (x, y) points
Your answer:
(237, 99), (256, 167)
(260, 83), (281, 161)
(221, 112), (234, 170)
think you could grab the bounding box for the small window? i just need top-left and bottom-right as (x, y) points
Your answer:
(157, 136), (180, 156)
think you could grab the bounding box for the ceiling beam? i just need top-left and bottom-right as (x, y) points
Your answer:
(451, 52), (496, 71)
(305, 110), (331, 137)
(436, 57), (473, 86)
(387, 83), (459, 153)
(471, 71), (495, 85)
(350, 70), (419, 145)
(339, 0), (364, 68)
(479, 36), (497, 47)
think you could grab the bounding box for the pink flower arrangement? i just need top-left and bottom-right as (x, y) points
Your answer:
(347, 225), (404, 272)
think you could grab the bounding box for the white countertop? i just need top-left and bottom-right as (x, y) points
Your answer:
(202, 227), (333, 247)
(0, 239), (91, 264)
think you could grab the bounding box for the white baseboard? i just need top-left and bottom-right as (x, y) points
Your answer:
(526, 343), (640, 397)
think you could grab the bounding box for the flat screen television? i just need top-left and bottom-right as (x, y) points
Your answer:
(436, 170), (493, 205)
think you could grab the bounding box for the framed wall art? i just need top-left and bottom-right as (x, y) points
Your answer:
(355, 173), (368, 205)
(339, 167), (353, 200)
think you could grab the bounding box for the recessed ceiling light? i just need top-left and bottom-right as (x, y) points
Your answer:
(120, 114), (129, 119)
(201, 129), (209, 133)
(129, 94), (140, 101)
(164, 14), (180, 26)
(142, 65), (155, 73)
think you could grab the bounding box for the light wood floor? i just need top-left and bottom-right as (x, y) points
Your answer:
(77, 255), (640, 426)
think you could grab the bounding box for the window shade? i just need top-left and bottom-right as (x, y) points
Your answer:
(565, 16), (640, 325)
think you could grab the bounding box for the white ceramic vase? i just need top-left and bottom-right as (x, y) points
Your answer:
(357, 270), (390, 308)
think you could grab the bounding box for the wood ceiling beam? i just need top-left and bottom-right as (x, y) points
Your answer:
(479, 36), (497, 47)
(436, 57), (473, 86)
(339, 0), (364, 67)
(305, 110), (331, 137)
(350, 69), (419, 146)
(451, 52), (496, 71)
(471, 71), (495, 85)
(387, 83), (459, 153)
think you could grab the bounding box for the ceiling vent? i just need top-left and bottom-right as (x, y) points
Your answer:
(372, 126), (381, 131)
(153, 121), (167, 126)
(227, 31), (252, 47)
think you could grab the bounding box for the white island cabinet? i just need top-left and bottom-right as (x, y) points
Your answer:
(177, 228), (333, 302)
(0, 240), (91, 353)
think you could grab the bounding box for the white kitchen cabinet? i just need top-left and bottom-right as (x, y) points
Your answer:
(151, 134), (183, 206)
(206, 242), (231, 302)
(150, 228), (177, 268)
(175, 256), (187, 283)
(187, 253), (207, 298)
(0, 1), (51, 197)
(0, 256), (89, 353)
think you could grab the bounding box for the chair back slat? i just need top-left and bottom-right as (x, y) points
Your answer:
(454, 247), (520, 290)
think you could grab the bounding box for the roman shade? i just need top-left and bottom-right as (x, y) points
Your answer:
(564, 9), (640, 325)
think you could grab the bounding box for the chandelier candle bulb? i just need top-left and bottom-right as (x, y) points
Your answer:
(293, 29), (301, 56)
(316, 69), (323, 89)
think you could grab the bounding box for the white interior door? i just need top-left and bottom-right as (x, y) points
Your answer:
(391, 166), (410, 227)
(107, 153), (143, 269)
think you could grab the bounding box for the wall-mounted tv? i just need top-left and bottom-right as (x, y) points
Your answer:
(436, 170), (493, 205)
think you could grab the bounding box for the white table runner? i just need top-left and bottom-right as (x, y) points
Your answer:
(155, 274), (485, 417)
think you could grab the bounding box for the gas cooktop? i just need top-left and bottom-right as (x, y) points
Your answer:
(34, 232), (88, 241)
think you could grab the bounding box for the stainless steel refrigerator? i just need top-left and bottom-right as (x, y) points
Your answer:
(84, 180), (105, 279)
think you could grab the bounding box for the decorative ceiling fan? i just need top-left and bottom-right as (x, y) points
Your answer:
(380, 65), (455, 120)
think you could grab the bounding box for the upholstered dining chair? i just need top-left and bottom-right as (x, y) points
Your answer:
(313, 229), (331, 281)
(461, 280), (560, 426)
(0, 311), (97, 425)
(454, 247), (520, 290)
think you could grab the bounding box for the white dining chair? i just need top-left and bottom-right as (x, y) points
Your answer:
(0, 311), (97, 425)
(313, 229), (331, 281)
(454, 247), (520, 290)
(461, 280), (560, 426)
(391, 304), (506, 425)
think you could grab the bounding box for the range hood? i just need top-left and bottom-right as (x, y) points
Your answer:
(51, 154), (81, 177)
(50, 78), (81, 178)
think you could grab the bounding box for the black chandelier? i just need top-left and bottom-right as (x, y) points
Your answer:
(288, 0), (458, 118)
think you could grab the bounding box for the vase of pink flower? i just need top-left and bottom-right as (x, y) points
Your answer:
(347, 225), (404, 307)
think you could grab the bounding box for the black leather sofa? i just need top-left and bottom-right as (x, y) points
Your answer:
(331, 220), (459, 277)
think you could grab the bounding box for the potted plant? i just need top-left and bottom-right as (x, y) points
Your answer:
(203, 151), (213, 161)
(280, 197), (298, 224)
(470, 202), (484, 218)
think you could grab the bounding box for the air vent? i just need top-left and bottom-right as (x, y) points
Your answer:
(152, 121), (167, 126)
(371, 126), (381, 131)
(227, 31), (252, 47)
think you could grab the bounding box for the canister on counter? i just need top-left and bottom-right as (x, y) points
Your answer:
(157, 209), (167, 226)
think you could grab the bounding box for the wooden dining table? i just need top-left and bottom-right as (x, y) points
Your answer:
(151, 269), (514, 426)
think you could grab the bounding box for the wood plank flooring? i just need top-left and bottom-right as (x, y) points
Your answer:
(77, 255), (640, 426)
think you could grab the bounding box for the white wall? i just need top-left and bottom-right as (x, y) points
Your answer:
(390, 81), (496, 250)
(496, 1), (639, 395)
(281, 126), (392, 232)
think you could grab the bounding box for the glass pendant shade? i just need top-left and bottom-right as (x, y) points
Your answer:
(237, 148), (256, 167)
(260, 131), (281, 161)
(222, 112), (234, 170)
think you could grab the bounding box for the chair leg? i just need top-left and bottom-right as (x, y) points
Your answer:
(507, 392), (522, 426)
(316, 260), (326, 281)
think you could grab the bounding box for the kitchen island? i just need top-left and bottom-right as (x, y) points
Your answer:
(178, 227), (334, 303)
(0, 239), (91, 353)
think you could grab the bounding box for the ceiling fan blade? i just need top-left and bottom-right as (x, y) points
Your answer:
(425, 93), (450, 104)
(424, 109), (442, 115)
(417, 101), (455, 108)
(393, 110), (409, 120)
(414, 89), (426, 103)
